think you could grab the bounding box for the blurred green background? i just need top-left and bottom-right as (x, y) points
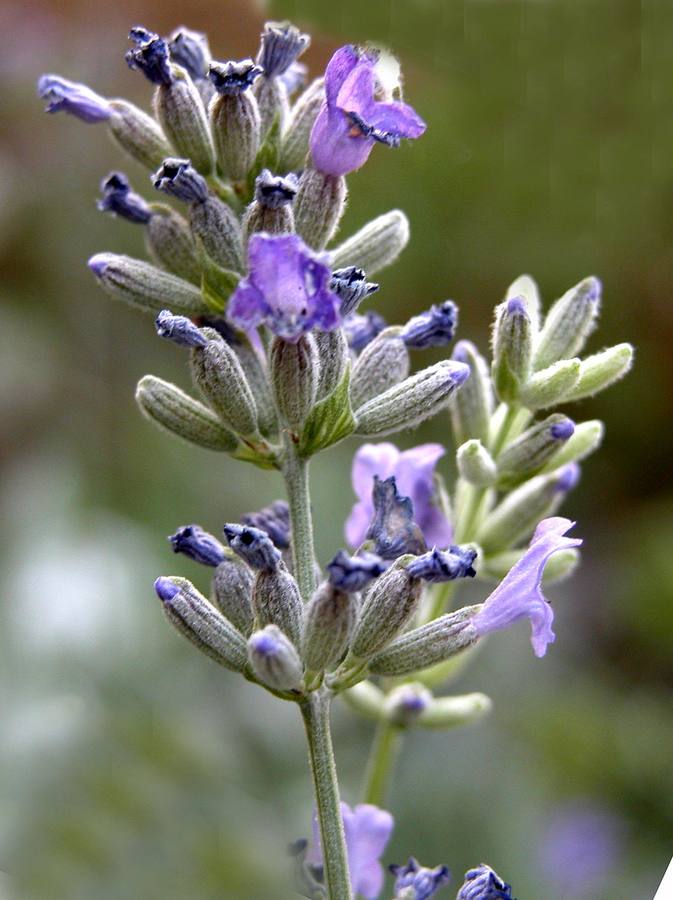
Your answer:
(2, 0), (672, 897)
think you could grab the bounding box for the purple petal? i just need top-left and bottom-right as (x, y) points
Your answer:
(345, 443), (400, 547)
(310, 104), (375, 176)
(394, 444), (452, 548)
(343, 803), (394, 899)
(228, 280), (267, 331)
(365, 99), (427, 139)
(324, 45), (364, 107)
(335, 58), (377, 117)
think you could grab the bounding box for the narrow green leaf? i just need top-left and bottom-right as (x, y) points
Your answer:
(298, 364), (356, 457)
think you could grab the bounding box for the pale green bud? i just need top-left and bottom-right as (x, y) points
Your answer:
(89, 253), (207, 316)
(368, 606), (480, 677)
(210, 89), (261, 182)
(330, 210), (409, 275)
(294, 165), (347, 250)
(108, 99), (172, 170)
(534, 276), (601, 370)
(384, 683), (433, 727)
(212, 553), (255, 636)
(253, 565), (304, 647)
(315, 329), (349, 401)
(541, 419), (604, 471)
(153, 71), (215, 174)
(354, 360), (470, 437)
(520, 358), (581, 410)
(416, 691), (492, 729)
(496, 413), (575, 488)
(136, 375), (238, 452)
(145, 206), (202, 284)
(270, 334), (319, 429)
(247, 625), (304, 692)
(350, 328), (410, 409)
(190, 340), (259, 437)
(350, 561), (422, 660)
(457, 439), (497, 487)
(491, 296), (534, 403)
(190, 196), (244, 273)
(449, 340), (494, 446)
(255, 77), (289, 138)
(301, 582), (358, 672)
(505, 274), (541, 332)
(557, 343), (634, 402)
(279, 77), (325, 172)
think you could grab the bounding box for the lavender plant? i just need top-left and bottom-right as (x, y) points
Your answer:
(38, 20), (633, 900)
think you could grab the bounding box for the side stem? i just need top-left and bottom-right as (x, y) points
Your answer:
(300, 691), (352, 900)
(361, 721), (403, 807)
(283, 436), (316, 601)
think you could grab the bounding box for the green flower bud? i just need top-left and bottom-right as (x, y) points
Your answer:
(294, 165), (347, 250)
(280, 77), (325, 172)
(89, 253), (207, 316)
(190, 195), (244, 273)
(301, 582), (358, 672)
(449, 341), (494, 446)
(350, 328), (410, 409)
(247, 625), (304, 692)
(330, 210), (409, 275)
(541, 419), (604, 471)
(190, 340), (259, 437)
(212, 553), (255, 636)
(557, 343), (634, 402)
(210, 75), (261, 182)
(315, 329), (349, 401)
(153, 71), (215, 173)
(520, 358), (581, 410)
(145, 206), (202, 285)
(350, 561), (422, 660)
(354, 360), (470, 438)
(505, 274), (541, 332)
(416, 691), (492, 729)
(231, 339), (277, 437)
(496, 414), (575, 488)
(270, 334), (319, 429)
(491, 296), (534, 403)
(108, 99), (172, 170)
(253, 564), (304, 647)
(456, 439), (497, 487)
(136, 375), (238, 452)
(534, 276), (601, 370)
(368, 606), (480, 677)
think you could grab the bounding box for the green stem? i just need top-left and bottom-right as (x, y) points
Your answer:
(422, 580), (458, 625)
(283, 436), (315, 602)
(453, 483), (489, 543)
(361, 721), (403, 807)
(300, 691), (352, 900)
(490, 403), (522, 457)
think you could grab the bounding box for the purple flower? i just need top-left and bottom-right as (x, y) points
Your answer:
(327, 550), (385, 592)
(97, 172), (152, 225)
(126, 27), (172, 85)
(344, 310), (386, 351)
(209, 59), (263, 95)
(457, 864), (513, 899)
(400, 301), (458, 350)
(240, 500), (291, 550)
(307, 802), (394, 899)
(346, 442), (452, 551)
(37, 74), (111, 123)
(168, 524), (225, 567)
(366, 476), (426, 559)
(152, 158), (209, 204)
(228, 234), (341, 342)
(471, 517), (582, 657)
(406, 545), (477, 583)
(390, 857), (451, 899)
(223, 523), (281, 571)
(310, 45), (426, 176)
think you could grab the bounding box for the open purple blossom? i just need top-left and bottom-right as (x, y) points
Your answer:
(401, 301), (458, 350)
(256, 21), (310, 77)
(344, 310), (387, 351)
(168, 27), (210, 80)
(330, 267), (380, 317)
(126, 27), (173, 85)
(223, 523), (282, 571)
(310, 45), (426, 177)
(152, 158), (209, 204)
(228, 234), (341, 342)
(471, 517), (582, 657)
(155, 310), (208, 348)
(327, 550), (385, 592)
(365, 476), (426, 559)
(406, 545), (477, 583)
(307, 802), (394, 899)
(168, 524), (225, 567)
(346, 442), (452, 551)
(97, 172), (152, 224)
(389, 857), (451, 899)
(37, 75), (111, 123)
(240, 500), (291, 550)
(209, 59), (263, 94)
(456, 864), (513, 899)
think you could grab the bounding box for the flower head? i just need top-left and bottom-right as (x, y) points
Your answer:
(390, 857), (451, 899)
(37, 75), (111, 123)
(346, 443), (452, 551)
(126, 27), (173, 85)
(307, 802), (394, 899)
(228, 234), (341, 342)
(97, 172), (152, 224)
(471, 517), (582, 657)
(168, 524), (225, 566)
(456, 863), (513, 899)
(310, 45), (426, 176)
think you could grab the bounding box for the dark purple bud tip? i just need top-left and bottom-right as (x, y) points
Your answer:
(126, 26), (172, 85)
(254, 169), (299, 209)
(223, 523), (282, 571)
(330, 267), (379, 317)
(343, 310), (386, 352)
(154, 576), (180, 602)
(37, 74), (111, 123)
(366, 475), (426, 560)
(555, 462), (581, 493)
(506, 296), (527, 315)
(257, 22), (310, 78)
(457, 863), (513, 900)
(209, 59), (263, 94)
(327, 549), (385, 593)
(168, 523), (225, 566)
(98, 170), (152, 225)
(152, 158), (209, 204)
(583, 275), (602, 303)
(406, 545), (477, 582)
(390, 857), (452, 899)
(241, 500), (291, 550)
(155, 310), (208, 348)
(88, 253), (113, 277)
(401, 300), (458, 350)
(550, 418), (575, 441)
(168, 27), (210, 81)
(448, 361), (471, 386)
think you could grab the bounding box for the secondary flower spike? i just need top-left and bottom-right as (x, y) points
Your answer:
(228, 234), (341, 342)
(456, 863), (514, 899)
(310, 45), (426, 176)
(346, 442), (452, 551)
(37, 75), (111, 122)
(471, 517), (582, 657)
(389, 857), (451, 899)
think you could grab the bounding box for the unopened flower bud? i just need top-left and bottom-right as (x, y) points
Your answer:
(541, 419), (604, 472)
(315, 328), (349, 400)
(416, 692), (492, 729)
(154, 576), (248, 672)
(255, 22), (309, 135)
(126, 27), (172, 84)
(384, 683), (432, 727)
(344, 311), (387, 352)
(153, 157), (209, 203)
(330, 210), (409, 275)
(491, 296), (534, 403)
(155, 309), (207, 348)
(301, 581), (358, 672)
(108, 99), (173, 170)
(400, 301), (458, 350)
(209, 60), (263, 181)
(279, 76), (325, 172)
(88, 253), (206, 315)
(145, 206), (202, 284)
(354, 360), (470, 437)
(449, 341), (494, 446)
(190, 340), (259, 436)
(168, 524), (226, 566)
(330, 267), (379, 317)
(294, 165), (348, 250)
(242, 170), (298, 239)
(270, 334), (319, 429)
(168, 27), (210, 77)
(223, 524), (282, 572)
(241, 500), (291, 550)
(136, 375), (238, 451)
(252, 564), (304, 646)
(350, 328), (410, 409)
(97, 171), (152, 224)
(457, 439), (497, 487)
(327, 550), (385, 593)
(405, 546), (477, 582)
(189, 193), (245, 273)
(390, 857), (451, 900)
(350, 561), (423, 659)
(456, 863), (513, 900)
(534, 276), (601, 370)
(496, 414), (575, 488)
(155, 70), (215, 174)
(212, 553), (255, 635)
(557, 343), (634, 402)
(520, 358), (581, 410)
(248, 625), (304, 692)
(505, 273), (542, 331)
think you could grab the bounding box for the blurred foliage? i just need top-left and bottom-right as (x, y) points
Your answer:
(1, 0), (672, 897)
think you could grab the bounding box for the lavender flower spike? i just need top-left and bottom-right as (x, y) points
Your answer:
(228, 234), (341, 342)
(401, 300), (458, 350)
(406, 545), (477, 582)
(471, 517), (582, 657)
(327, 550), (385, 592)
(168, 524), (225, 567)
(310, 45), (426, 176)
(98, 172), (152, 224)
(223, 523), (282, 571)
(307, 802), (394, 899)
(390, 857), (451, 899)
(37, 75), (111, 123)
(346, 442), (452, 551)
(126, 27), (173, 85)
(155, 310), (207, 348)
(456, 863), (513, 899)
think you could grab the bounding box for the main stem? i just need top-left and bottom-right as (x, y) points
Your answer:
(283, 436), (316, 602)
(300, 691), (352, 900)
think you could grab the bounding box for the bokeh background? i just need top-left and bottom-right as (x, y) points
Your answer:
(2, 0), (672, 897)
